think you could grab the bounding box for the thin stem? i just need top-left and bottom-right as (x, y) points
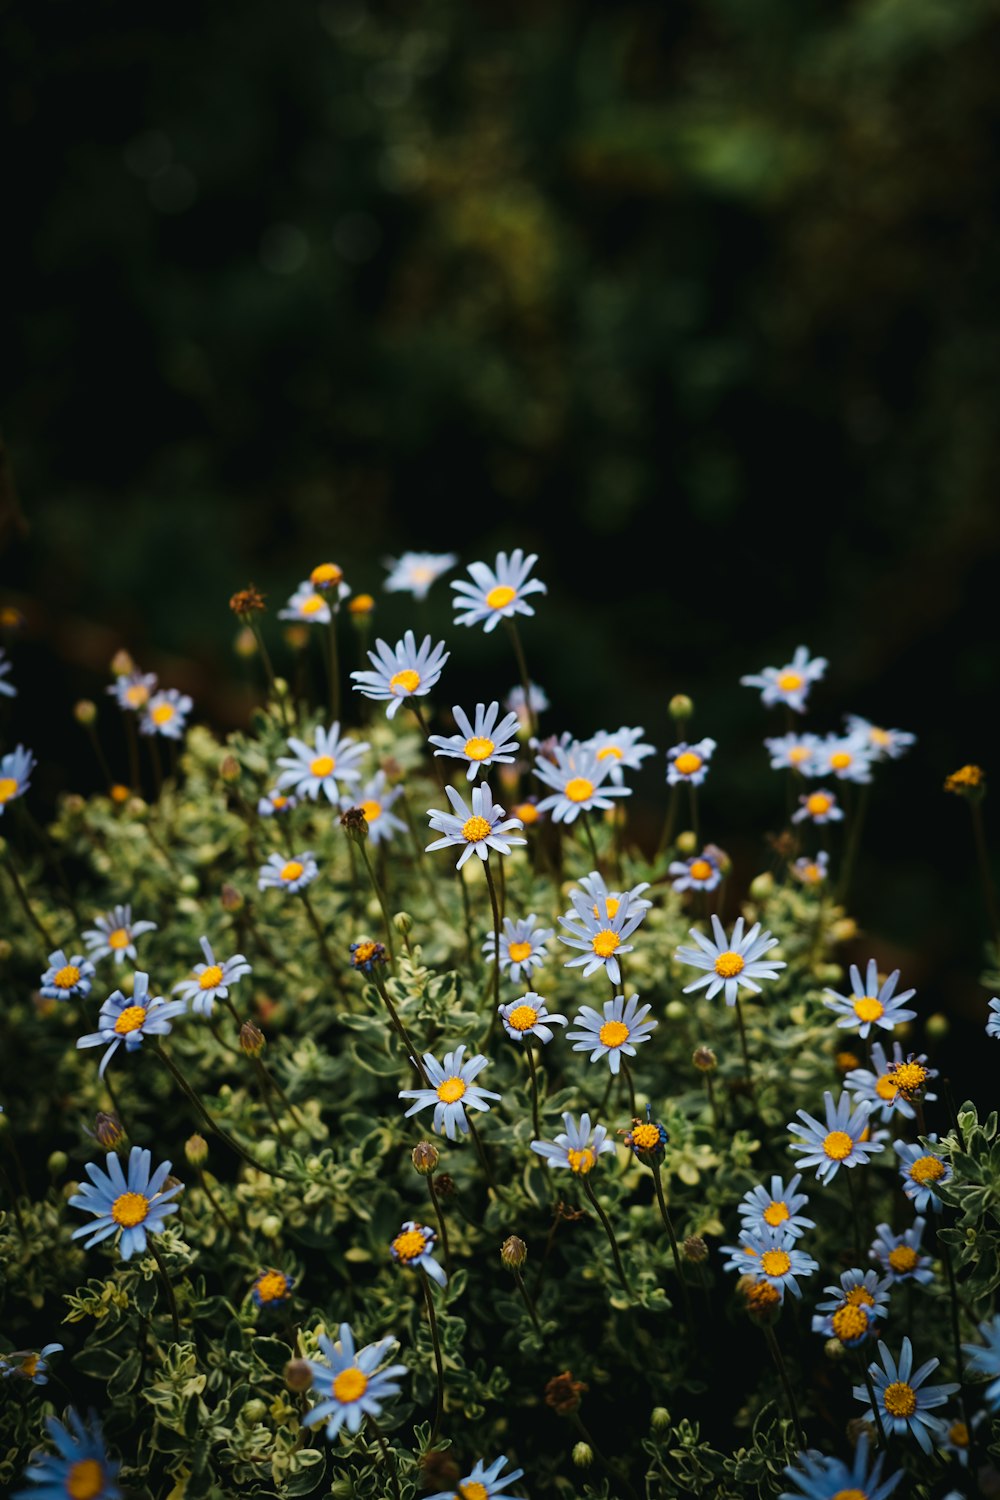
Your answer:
(154, 1044), (279, 1178)
(299, 889), (341, 988)
(421, 1270), (445, 1443)
(621, 1057), (638, 1120)
(970, 800), (1000, 959)
(85, 721), (115, 789)
(836, 782), (870, 905)
(569, 1412), (640, 1500)
(358, 839), (396, 964)
(687, 783), (699, 846)
(655, 784), (680, 861)
(366, 1417), (401, 1500)
(148, 735), (163, 799)
(504, 618), (538, 740)
(323, 613), (341, 724)
(651, 1160), (696, 1331)
(427, 1174), (451, 1277)
(456, 868), (475, 966)
(398, 786), (446, 915)
(581, 812), (600, 872)
(733, 995), (757, 1104)
(465, 1111), (504, 1199)
(20, 806), (79, 923)
(4, 853), (54, 951)
(525, 1045), (542, 1140)
(582, 1175), (631, 1298)
(411, 702), (447, 791)
(762, 1322), (804, 1451)
(512, 1265), (541, 1333)
(103, 1071), (130, 1140)
(253, 1056), (289, 1141)
(858, 1352), (889, 1447)
(148, 1237), (181, 1342)
(483, 859), (502, 1015)
(940, 1235), (976, 1467)
(844, 1168), (864, 1264)
(197, 1166), (239, 1237)
(124, 712), (141, 792)
(372, 969), (431, 1087)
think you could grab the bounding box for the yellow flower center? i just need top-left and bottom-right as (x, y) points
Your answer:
(762, 1200), (789, 1228)
(803, 863), (822, 883)
(870, 727), (891, 746)
(674, 751), (703, 776)
(464, 736), (495, 761)
(457, 1484), (489, 1500)
(310, 562), (343, 586)
(332, 1367), (368, 1403)
(593, 896), (621, 919)
(513, 802), (539, 824)
(108, 927), (130, 950)
(151, 703), (175, 725)
(747, 1281), (781, 1312)
(592, 929), (620, 958)
(310, 755), (335, 777)
(110, 784), (130, 803)
(124, 683), (149, 707)
(846, 1285), (875, 1307)
(66, 1459), (106, 1500)
(689, 859), (713, 881)
(462, 815), (492, 843)
(806, 792), (832, 816)
(833, 1490), (867, 1500)
(883, 1380), (917, 1418)
(392, 1227), (427, 1262)
(280, 861), (304, 882)
(507, 1004), (538, 1032)
(876, 1073), (899, 1101)
(830, 751), (852, 770)
(194, 966), (223, 992)
(300, 594), (325, 615)
(596, 745), (623, 761)
(823, 1130), (854, 1161)
(271, 794), (288, 809)
(485, 584), (516, 610)
(630, 1122), (660, 1150)
(437, 1077), (466, 1104)
(598, 1019), (630, 1049)
(909, 1155), (946, 1184)
(20, 1354), (39, 1377)
(349, 593), (374, 614)
(760, 1249), (791, 1278)
(111, 1190), (150, 1227)
(389, 668), (421, 695)
(891, 1061), (928, 1096)
(888, 1245), (919, 1274)
(788, 745), (810, 764)
(567, 1146), (596, 1174)
(255, 1271), (289, 1302)
(714, 950), (745, 979)
(949, 1420), (969, 1448)
(508, 940), (533, 964)
(54, 964), (82, 989)
(831, 1303), (869, 1343)
(853, 996), (884, 1023)
(777, 671), (803, 692)
(114, 1005), (147, 1035)
(353, 941), (378, 965)
(360, 799), (382, 823)
(564, 776), (595, 803)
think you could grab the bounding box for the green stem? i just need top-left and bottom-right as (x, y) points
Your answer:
(620, 1057), (638, 1120)
(325, 612), (341, 724)
(483, 858), (502, 1015)
(651, 1160), (696, 1331)
(3, 852), (54, 951)
(427, 1173), (451, 1278)
(154, 1045), (279, 1178)
(858, 1352), (889, 1447)
(512, 1265), (541, 1333)
(583, 1175), (631, 1298)
(504, 617), (538, 739)
(299, 889), (341, 988)
(372, 970), (431, 1087)
(421, 1270), (445, 1443)
(466, 1111), (504, 1199)
(366, 1417), (401, 1500)
(358, 838), (396, 964)
(525, 1045), (542, 1140)
(581, 812), (601, 872)
(836, 782), (870, 905)
(654, 784), (680, 861)
(124, 712), (141, 792)
(148, 1237), (181, 1342)
(762, 1322), (804, 1451)
(970, 800), (1000, 959)
(734, 995), (757, 1105)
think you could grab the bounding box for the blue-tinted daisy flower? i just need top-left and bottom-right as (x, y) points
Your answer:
(342, 771), (406, 847)
(853, 1338), (958, 1453)
(763, 732), (820, 773)
(0, 647), (16, 698)
(557, 890), (647, 985)
(275, 722), (368, 803)
(530, 1111), (616, 1175)
(533, 739), (630, 823)
(426, 782), (525, 868)
(791, 851), (829, 886)
(399, 1045), (501, 1140)
(428, 700), (521, 780)
(279, 579), (348, 624)
(811, 735), (875, 785)
(40, 950), (95, 1002)
(83, 904), (157, 965)
(824, 960), (917, 1039)
(389, 1220), (447, 1286)
(894, 1137), (951, 1212)
(666, 737), (717, 786)
(0, 1344), (63, 1384)
(140, 688), (192, 740)
(741, 646), (827, 713)
(722, 1227), (819, 1301)
(780, 1434), (901, 1500)
(669, 850), (723, 892)
(792, 788), (844, 825)
(77, 972), (188, 1077)
(942, 1410), (984, 1465)
(349, 939), (387, 975)
(567, 992), (657, 1075)
(506, 680), (548, 730)
(845, 1041), (937, 1122)
(498, 994), (567, 1044)
(69, 1146), (182, 1259)
(13, 1409), (121, 1500)
(576, 870), (653, 917)
(0, 744), (35, 816)
(738, 1173), (815, 1242)
(258, 851), (318, 894)
(350, 629), (449, 719)
(251, 1269), (295, 1309)
(426, 1456), (526, 1500)
(108, 669), (157, 712)
(987, 997), (1000, 1040)
(483, 914), (555, 984)
(676, 915), (785, 1006)
(451, 548), (546, 632)
(844, 714), (916, 762)
(383, 550), (458, 599)
(963, 1314), (1000, 1410)
(257, 788), (298, 817)
(303, 1322), (407, 1441)
(812, 1269), (891, 1347)
(788, 1091), (881, 1183)
(871, 1218), (934, 1286)
(582, 726), (656, 786)
(622, 1108), (669, 1164)
(172, 936), (252, 1018)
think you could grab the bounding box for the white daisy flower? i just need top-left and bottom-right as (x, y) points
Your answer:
(557, 890), (647, 985)
(140, 688), (192, 741)
(533, 740), (629, 824)
(341, 771), (406, 847)
(382, 551), (458, 600)
(279, 579), (351, 624)
(425, 782), (525, 868)
(844, 714), (916, 763)
(451, 548), (546, 633)
(741, 646), (827, 713)
(792, 788), (844, 825)
(530, 1111), (616, 1175)
(398, 1045), (501, 1140)
(275, 722), (369, 803)
(428, 700), (521, 780)
(581, 726), (656, 786)
(172, 936), (252, 1018)
(257, 851), (319, 894)
(83, 904), (158, 965)
(763, 732), (820, 773)
(811, 735), (875, 785)
(675, 914), (785, 1006)
(497, 994), (568, 1044)
(567, 992), (657, 1075)
(350, 630), (449, 719)
(482, 914), (555, 984)
(666, 738), (716, 787)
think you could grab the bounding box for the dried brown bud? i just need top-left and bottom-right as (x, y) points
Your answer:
(411, 1142), (440, 1176)
(284, 1358), (313, 1392)
(94, 1112), (125, 1150)
(185, 1134), (209, 1166)
(944, 764), (985, 799)
(221, 883), (243, 912)
(434, 1173), (456, 1199)
(683, 1234), (708, 1263)
(220, 754), (241, 784)
(501, 1235), (527, 1271)
(545, 1370), (588, 1415)
(692, 1045), (717, 1074)
(240, 1021), (265, 1057)
(229, 585), (267, 616)
(110, 649), (135, 677)
(339, 806), (370, 844)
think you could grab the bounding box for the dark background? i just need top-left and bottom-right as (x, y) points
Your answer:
(3, 0), (1000, 1057)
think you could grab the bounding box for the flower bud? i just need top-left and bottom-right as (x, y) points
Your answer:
(675, 830), (697, 856)
(310, 562), (343, 589)
(240, 1021), (265, 1057)
(163, 1175), (184, 1196)
(340, 806), (369, 844)
(944, 764), (985, 800)
(284, 1359), (313, 1392)
(110, 784), (130, 804)
(501, 1235), (527, 1271)
(179, 874), (199, 896)
(572, 1442), (593, 1469)
(665, 999), (687, 1020)
(185, 1134), (209, 1167)
(824, 1337), (848, 1362)
(73, 699), (97, 727)
(110, 649), (135, 677)
(926, 1012), (949, 1041)
(243, 1398), (269, 1422)
(434, 1173), (456, 1198)
(95, 1112), (125, 1150)
(220, 754), (241, 784)
(692, 1045), (717, 1073)
(221, 883), (243, 912)
(749, 872), (774, 902)
(669, 694), (693, 722)
(48, 1150), (69, 1177)
(651, 1406), (671, 1430)
(234, 626), (257, 659)
(830, 918), (858, 944)
(411, 1142), (440, 1176)
(393, 911), (413, 936)
(683, 1235), (708, 1263)
(348, 593), (375, 616)
(260, 1214), (282, 1239)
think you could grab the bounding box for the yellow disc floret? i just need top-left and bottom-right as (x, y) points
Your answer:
(596, 745), (623, 761)
(54, 965), (82, 989)
(630, 1122), (661, 1151)
(199, 965), (224, 990)
(598, 1020), (629, 1049)
(66, 1459), (106, 1500)
(888, 1245), (919, 1274)
(760, 1249), (791, 1277)
(255, 1271), (290, 1303)
(876, 1073), (899, 1100)
(806, 792), (832, 816)
(391, 1228), (427, 1262)
(949, 1421), (969, 1448)
(485, 584), (516, 610)
(564, 777), (595, 803)
(464, 736), (495, 761)
(437, 1077), (466, 1104)
(853, 995), (884, 1023)
(674, 751), (703, 776)
(310, 755), (335, 778)
(507, 1004), (539, 1032)
(462, 815), (492, 843)
(831, 1303), (869, 1343)
(883, 1380), (917, 1418)
(300, 594), (325, 615)
(0, 777), (21, 802)
(280, 861), (304, 882)
(909, 1155), (946, 1184)
(508, 940), (533, 964)
(389, 668), (421, 695)
(111, 1191), (150, 1227)
(763, 1201), (790, 1228)
(823, 1130), (854, 1161)
(689, 859), (713, 881)
(114, 1006), (147, 1036)
(360, 800), (382, 823)
(845, 1285), (875, 1308)
(108, 928), (130, 950)
(592, 929), (620, 959)
(891, 1060), (928, 1096)
(777, 671), (803, 692)
(830, 751), (853, 770)
(593, 896), (620, 920)
(567, 1146), (596, 1174)
(151, 703), (175, 725)
(714, 950), (745, 979)
(457, 1483), (489, 1500)
(332, 1367), (368, 1403)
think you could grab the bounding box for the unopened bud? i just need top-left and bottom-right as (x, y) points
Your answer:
(348, 593), (374, 617)
(683, 1235), (708, 1263)
(665, 999), (687, 1020)
(692, 1045), (717, 1073)
(393, 911), (413, 936)
(669, 694), (693, 722)
(501, 1235), (527, 1270)
(340, 806), (369, 844)
(435, 1173), (456, 1199)
(95, 1112), (125, 1150)
(163, 1174), (184, 1196)
(110, 649), (135, 677)
(675, 829), (697, 856)
(234, 626), (257, 659)
(220, 754), (241, 784)
(260, 1214), (282, 1239)
(185, 1134), (209, 1166)
(412, 1142), (440, 1176)
(110, 784), (130, 804)
(240, 1021), (265, 1057)
(420, 1452), (461, 1492)
(847, 1416), (877, 1447)
(572, 1442), (593, 1469)
(47, 1150), (68, 1177)
(243, 1398), (268, 1422)
(74, 700), (97, 727)
(272, 675), (291, 697)
(284, 1359), (312, 1392)
(830, 918), (858, 944)
(824, 1337), (848, 1362)
(749, 872), (774, 902)
(221, 882), (243, 912)
(651, 1406), (671, 1431)
(179, 873), (199, 895)
(926, 1012), (949, 1041)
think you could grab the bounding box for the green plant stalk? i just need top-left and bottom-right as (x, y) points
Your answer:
(358, 837), (396, 964)
(504, 617), (538, 739)
(421, 1269), (445, 1443)
(762, 1321), (804, 1451)
(483, 857), (502, 1014)
(583, 1174), (631, 1299)
(4, 851), (54, 952)
(154, 1044), (279, 1178)
(371, 968), (432, 1087)
(427, 1172), (451, 1278)
(148, 1237), (181, 1343)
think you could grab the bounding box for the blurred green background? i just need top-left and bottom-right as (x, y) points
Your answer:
(4, 0), (1000, 1035)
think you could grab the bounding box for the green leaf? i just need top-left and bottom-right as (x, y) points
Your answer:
(108, 1347), (142, 1398)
